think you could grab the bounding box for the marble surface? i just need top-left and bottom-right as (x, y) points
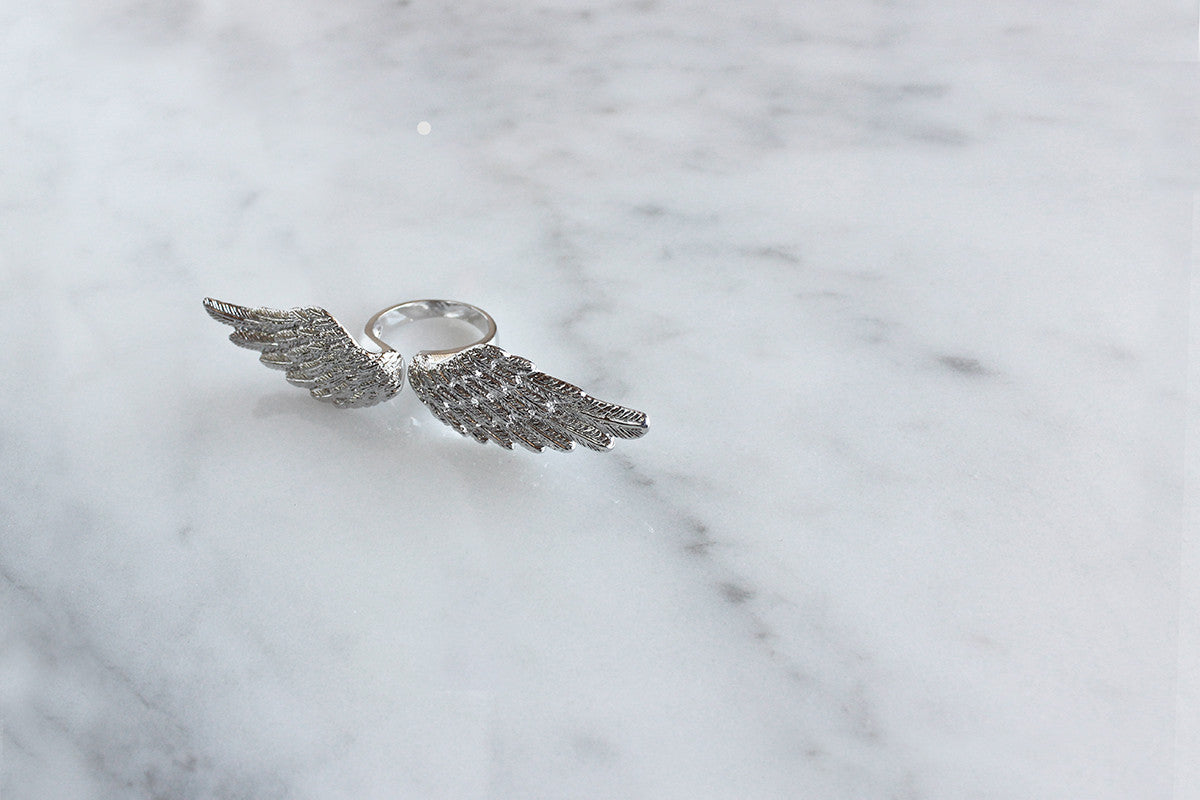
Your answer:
(1, 1), (1195, 797)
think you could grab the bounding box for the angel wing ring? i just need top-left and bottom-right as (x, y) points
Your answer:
(203, 297), (648, 453)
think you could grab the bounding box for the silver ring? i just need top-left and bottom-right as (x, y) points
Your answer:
(364, 299), (497, 356)
(203, 296), (648, 453)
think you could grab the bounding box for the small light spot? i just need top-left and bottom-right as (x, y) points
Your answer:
(417, 121), (431, 135)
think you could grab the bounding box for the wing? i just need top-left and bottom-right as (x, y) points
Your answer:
(203, 297), (405, 409)
(407, 343), (648, 452)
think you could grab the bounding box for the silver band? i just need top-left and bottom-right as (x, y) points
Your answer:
(364, 299), (497, 356)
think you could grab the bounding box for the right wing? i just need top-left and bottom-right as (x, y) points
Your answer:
(407, 343), (648, 452)
(203, 297), (405, 409)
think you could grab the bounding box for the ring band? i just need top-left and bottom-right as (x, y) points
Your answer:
(364, 299), (497, 357)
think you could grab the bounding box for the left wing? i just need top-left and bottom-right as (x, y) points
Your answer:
(203, 297), (405, 408)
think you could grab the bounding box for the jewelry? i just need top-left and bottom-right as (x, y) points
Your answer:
(203, 297), (648, 452)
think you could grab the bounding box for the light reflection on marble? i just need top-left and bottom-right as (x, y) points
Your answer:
(0, 1), (1194, 798)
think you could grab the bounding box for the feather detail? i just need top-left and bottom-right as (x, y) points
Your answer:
(203, 297), (405, 408)
(408, 343), (648, 452)
(580, 397), (649, 439)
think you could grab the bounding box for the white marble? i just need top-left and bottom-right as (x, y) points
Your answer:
(0, 1), (1194, 797)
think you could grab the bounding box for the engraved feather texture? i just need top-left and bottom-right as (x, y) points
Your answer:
(202, 298), (404, 408)
(407, 344), (649, 452)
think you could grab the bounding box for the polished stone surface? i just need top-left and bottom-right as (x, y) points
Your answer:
(1, 1), (1195, 798)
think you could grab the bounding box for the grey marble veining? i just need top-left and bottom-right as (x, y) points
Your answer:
(0, 1), (1194, 798)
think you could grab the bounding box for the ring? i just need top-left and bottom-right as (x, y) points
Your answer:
(364, 298), (497, 357)
(203, 297), (648, 453)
